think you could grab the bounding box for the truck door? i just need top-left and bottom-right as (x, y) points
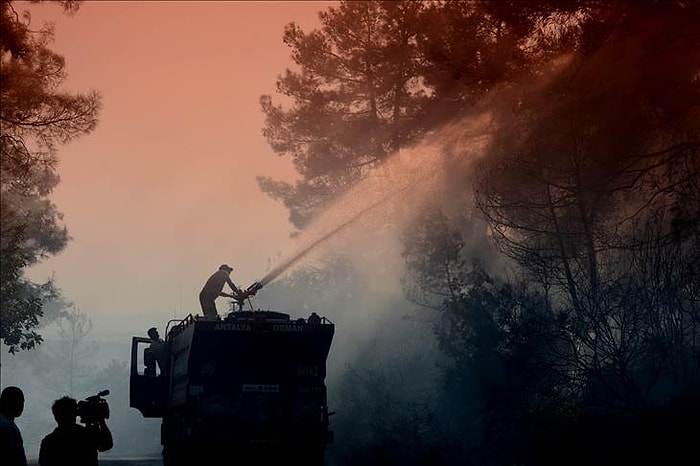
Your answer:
(129, 336), (166, 417)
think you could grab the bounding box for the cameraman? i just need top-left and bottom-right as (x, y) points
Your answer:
(39, 396), (113, 466)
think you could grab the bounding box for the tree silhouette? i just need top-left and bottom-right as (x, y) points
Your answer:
(0, 0), (101, 352)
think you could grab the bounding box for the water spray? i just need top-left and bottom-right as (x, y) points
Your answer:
(238, 121), (479, 298)
(242, 187), (407, 295)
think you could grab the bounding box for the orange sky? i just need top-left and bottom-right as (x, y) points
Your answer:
(22, 1), (337, 336)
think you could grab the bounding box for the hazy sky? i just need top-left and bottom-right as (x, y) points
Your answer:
(22, 1), (337, 338)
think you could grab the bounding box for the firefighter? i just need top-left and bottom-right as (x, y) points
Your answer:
(145, 327), (166, 376)
(199, 264), (243, 318)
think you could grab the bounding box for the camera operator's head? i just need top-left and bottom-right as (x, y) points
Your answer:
(51, 396), (78, 427)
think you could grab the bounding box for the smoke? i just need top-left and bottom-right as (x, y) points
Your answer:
(245, 59), (599, 451)
(247, 99), (511, 434)
(259, 113), (498, 287)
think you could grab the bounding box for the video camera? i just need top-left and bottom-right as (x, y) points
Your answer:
(77, 390), (110, 425)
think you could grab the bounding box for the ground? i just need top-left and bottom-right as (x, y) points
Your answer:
(28, 459), (162, 466)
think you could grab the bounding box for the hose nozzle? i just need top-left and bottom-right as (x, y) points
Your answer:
(245, 281), (263, 296)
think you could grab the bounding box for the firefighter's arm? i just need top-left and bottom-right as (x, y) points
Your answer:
(226, 278), (242, 296)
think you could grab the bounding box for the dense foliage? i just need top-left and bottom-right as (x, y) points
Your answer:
(260, 1), (699, 464)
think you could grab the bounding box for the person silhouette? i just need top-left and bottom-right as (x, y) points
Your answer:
(0, 386), (27, 466)
(145, 327), (167, 376)
(199, 264), (243, 318)
(39, 396), (113, 466)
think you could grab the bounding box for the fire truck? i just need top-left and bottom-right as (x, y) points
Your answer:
(129, 287), (335, 466)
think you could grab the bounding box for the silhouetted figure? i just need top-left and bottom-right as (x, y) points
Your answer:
(144, 327), (167, 376)
(199, 264), (242, 318)
(0, 386), (27, 466)
(308, 312), (322, 325)
(39, 396), (113, 466)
